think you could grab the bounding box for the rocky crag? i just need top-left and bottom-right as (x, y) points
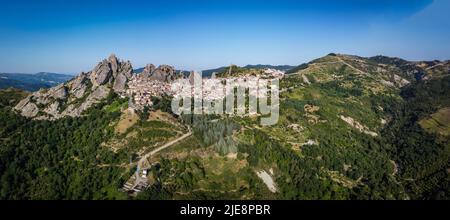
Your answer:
(14, 54), (133, 120)
(14, 55), (182, 120)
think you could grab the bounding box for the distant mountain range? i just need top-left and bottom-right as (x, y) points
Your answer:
(0, 72), (74, 92)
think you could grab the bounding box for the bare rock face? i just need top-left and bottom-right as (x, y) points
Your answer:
(79, 86), (110, 113)
(14, 95), (32, 110)
(14, 95), (39, 118)
(149, 65), (177, 82)
(62, 85), (111, 117)
(33, 90), (51, 105)
(90, 54), (133, 93)
(141, 64), (156, 77)
(121, 61), (133, 78)
(14, 54), (134, 120)
(49, 84), (68, 99)
(91, 59), (113, 86)
(109, 54), (119, 75)
(113, 72), (128, 92)
(20, 102), (39, 118)
(135, 63), (180, 83)
(69, 73), (89, 99)
(393, 74), (410, 87)
(113, 60), (133, 93)
(44, 102), (60, 116)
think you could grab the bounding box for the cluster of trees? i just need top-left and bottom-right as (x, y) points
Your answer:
(238, 128), (404, 199)
(185, 115), (240, 155)
(151, 95), (173, 114)
(0, 90), (128, 199)
(382, 75), (450, 199)
(136, 67), (449, 200)
(0, 88), (28, 108)
(285, 63), (309, 74)
(0, 67), (448, 200)
(135, 157), (207, 200)
(137, 95), (174, 120)
(319, 80), (364, 98)
(241, 72), (410, 199)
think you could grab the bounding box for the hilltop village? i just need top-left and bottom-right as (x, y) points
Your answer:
(127, 65), (285, 110)
(126, 65), (284, 109)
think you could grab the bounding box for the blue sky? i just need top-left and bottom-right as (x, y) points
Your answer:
(0, 0), (449, 73)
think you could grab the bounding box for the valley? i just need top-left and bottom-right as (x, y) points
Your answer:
(0, 53), (449, 200)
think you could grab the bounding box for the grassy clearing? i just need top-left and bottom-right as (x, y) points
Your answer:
(419, 107), (450, 136)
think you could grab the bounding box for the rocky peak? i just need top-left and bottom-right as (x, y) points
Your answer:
(149, 65), (177, 82)
(15, 54), (134, 120)
(141, 64), (156, 77)
(108, 54), (119, 75)
(157, 65), (176, 74)
(89, 54), (133, 92)
(136, 64), (179, 82)
(90, 59), (113, 86)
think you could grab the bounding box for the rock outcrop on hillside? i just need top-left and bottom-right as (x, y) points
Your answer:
(140, 64), (156, 78)
(134, 63), (181, 83)
(14, 53), (449, 121)
(14, 54), (133, 120)
(142, 64), (179, 82)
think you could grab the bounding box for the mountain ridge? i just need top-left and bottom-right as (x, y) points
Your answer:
(1, 52), (449, 200)
(13, 53), (450, 120)
(0, 72), (73, 92)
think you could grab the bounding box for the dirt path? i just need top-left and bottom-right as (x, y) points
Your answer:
(122, 129), (193, 194)
(138, 130), (192, 168)
(336, 57), (369, 76)
(286, 58), (367, 76)
(426, 63), (444, 70)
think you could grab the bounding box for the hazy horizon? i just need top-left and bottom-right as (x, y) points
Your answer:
(1, 0), (450, 73)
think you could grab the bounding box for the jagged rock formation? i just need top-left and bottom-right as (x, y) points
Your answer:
(14, 54), (133, 120)
(90, 54), (133, 92)
(141, 64), (156, 78)
(134, 64), (181, 83)
(14, 53), (449, 121)
(143, 64), (179, 82)
(14, 54), (186, 120)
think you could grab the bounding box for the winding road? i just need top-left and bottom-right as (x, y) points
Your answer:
(123, 129), (193, 194)
(138, 130), (192, 168)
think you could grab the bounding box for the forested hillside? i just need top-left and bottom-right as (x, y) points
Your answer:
(382, 75), (450, 199)
(0, 54), (448, 200)
(0, 92), (128, 199)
